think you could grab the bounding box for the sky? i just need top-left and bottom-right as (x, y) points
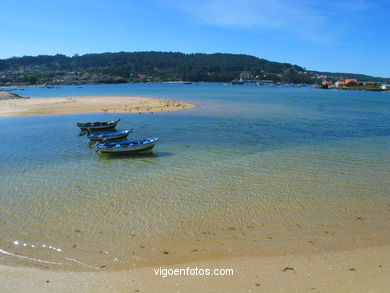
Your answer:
(1, 0), (389, 77)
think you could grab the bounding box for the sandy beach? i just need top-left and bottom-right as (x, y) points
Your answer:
(0, 95), (195, 116)
(1, 245), (389, 292)
(1, 196), (389, 292)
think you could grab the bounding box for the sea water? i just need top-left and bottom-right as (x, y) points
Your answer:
(0, 83), (389, 270)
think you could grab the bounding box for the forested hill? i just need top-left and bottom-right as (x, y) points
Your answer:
(0, 52), (387, 85)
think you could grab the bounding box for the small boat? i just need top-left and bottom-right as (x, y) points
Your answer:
(77, 119), (120, 130)
(231, 79), (244, 85)
(95, 138), (159, 153)
(87, 129), (132, 141)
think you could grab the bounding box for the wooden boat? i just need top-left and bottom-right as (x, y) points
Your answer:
(87, 129), (132, 141)
(95, 138), (159, 153)
(77, 119), (120, 130)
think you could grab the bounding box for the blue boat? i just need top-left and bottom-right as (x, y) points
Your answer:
(87, 129), (132, 141)
(95, 138), (159, 153)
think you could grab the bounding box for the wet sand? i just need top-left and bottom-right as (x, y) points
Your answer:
(1, 217), (389, 292)
(0, 90), (27, 100)
(0, 96), (195, 116)
(1, 245), (389, 292)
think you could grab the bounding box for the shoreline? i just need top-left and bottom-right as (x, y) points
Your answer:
(0, 96), (195, 117)
(1, 245), (389, 292)
(0, 90), (28, 100)
(313, 86), (390, 92)
(337, 87), (390, 92)
(1, 211), (389, 272)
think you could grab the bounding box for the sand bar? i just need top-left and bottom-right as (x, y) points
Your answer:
(0, 96), (195, 117)
(0, 90), (26, 100)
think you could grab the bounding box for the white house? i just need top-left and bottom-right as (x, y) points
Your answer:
(381, 84), (390, 90)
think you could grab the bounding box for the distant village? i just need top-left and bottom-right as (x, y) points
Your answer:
(318, 78), (390, 91)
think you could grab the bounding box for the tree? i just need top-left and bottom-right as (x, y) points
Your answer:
(26, 74), (39, 84)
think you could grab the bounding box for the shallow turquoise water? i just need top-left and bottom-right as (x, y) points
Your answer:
(0, 83), (389, 269)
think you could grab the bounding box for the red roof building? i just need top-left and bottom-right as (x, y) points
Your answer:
(338, 79), (358, 85)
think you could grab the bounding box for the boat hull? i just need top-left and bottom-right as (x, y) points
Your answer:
(97, 143), (157, 153)
(87, 130), (131, 141)
(77, 119), (120, 130)
(79, 125), (116, 130)
(95, 138), (159, 154)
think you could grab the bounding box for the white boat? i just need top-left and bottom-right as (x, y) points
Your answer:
(95, 138), (159, 153)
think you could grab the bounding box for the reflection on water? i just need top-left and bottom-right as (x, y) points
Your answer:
(0, 83), (389, 270)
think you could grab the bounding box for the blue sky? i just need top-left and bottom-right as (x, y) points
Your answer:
(1, 0), (389, 77)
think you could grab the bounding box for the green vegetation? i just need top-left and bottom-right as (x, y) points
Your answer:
(0, 59), (7, 71)
(338, 81), (383, 91)
(0, 51), (388, 86)
(0, 52), (317, 85)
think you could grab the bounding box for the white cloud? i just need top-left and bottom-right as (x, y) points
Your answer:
(165, 0), (372, 43)
(178, 0), (316, 27)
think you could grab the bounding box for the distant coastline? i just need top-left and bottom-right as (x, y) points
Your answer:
(313, 78), (390, 92)
(314, 86), (390, 92)
(1, 52), (389, 87)
(337, 87), (389, 92)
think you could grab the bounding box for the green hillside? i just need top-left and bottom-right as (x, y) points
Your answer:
(0, 51), (388, 86)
